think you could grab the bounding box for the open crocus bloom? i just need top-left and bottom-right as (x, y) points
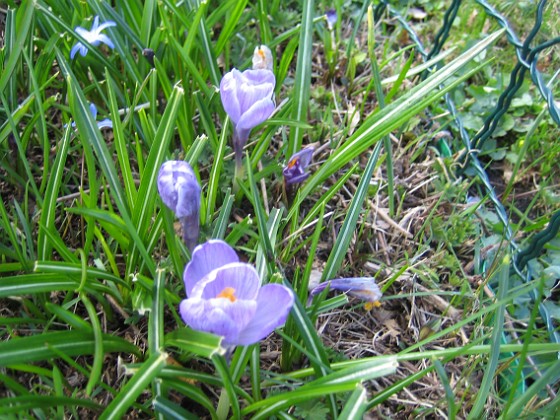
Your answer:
(283, 147), (314, 185)
(157, 161), (201, 250)
(180, 240), (294, 346)
(220, 68), (275, 168)
(70, 16), (116, 59)
(309, 278), (382, 310)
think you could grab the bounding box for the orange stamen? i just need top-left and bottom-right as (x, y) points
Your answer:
(287, 157), (298, 169)
(258, 49), (265, 59)
(216, 287), (237, 302)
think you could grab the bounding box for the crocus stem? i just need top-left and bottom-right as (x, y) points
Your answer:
(232, 132), (246, 191)
(180, 215), (199, 252)
(216, 388), (230, 420)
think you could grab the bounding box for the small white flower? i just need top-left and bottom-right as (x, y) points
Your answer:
(70, 16), (116, 59)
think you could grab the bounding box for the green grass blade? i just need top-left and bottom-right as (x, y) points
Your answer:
(246, 157), (275, 277)
(152, 396), (199, 420)
(81, 294), (104, 396)
(338, 384), (368, 419)
(165, 328), (225, 358)
(212, 354), (241, 420)
(149, 269), (166, 355)
(322, 142), (382, 281)
(37, 124), (72, 260)
(0, 396), (101, 415)
(99, 352), (167, 420)
(0, 0), (34, 96)
(207, 118), (230, 223)
(0, 331), (140, 367)
(287, 0), (314, 156)
(468, 254), (510, 420)
(105, 68), (137, 208)
(503, 359), (560, 419)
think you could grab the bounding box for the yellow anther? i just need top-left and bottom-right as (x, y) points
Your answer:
(217, 287), (237, 302)
(364, 301), (381, 311)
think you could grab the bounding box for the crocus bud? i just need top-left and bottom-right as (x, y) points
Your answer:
(220, 68), (275, 171)
(283, 147), (314, 185)
(325, 9), (337, 31)
(157, 161), (201, 251)
(252, 45), (274, 71)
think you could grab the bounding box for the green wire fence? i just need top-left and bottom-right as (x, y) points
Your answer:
(375, 0), (560, 346)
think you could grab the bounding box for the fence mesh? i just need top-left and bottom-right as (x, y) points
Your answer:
(374, 0), (560, 347)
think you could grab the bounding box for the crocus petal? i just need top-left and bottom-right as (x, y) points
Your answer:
(242, 69), (276, 88)
(191, 262), (261, 301)
(157, 160), (200, 218)
(183, 240), (239, 296)
(326, 9), (337, 30)
(97, 118), (113, 129)
(236, 96), (275, 131)
(95, 21), (117, 32)
(70, 42), (86, 59)
(220, 70), (242, 123)
(94, 34), (115, 49)
(292, 147), (314, 168)
(309, 278), (382, 303)
(180, 297), (257, 344)
(89, 103), (98, 119)
(75, 27), (90, 38)
(284, 172), (310, 185)
(235, 284), (294, 345)
(283, 146), (314, 185)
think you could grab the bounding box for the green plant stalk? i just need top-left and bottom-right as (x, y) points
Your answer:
(213, 354), (240, 420)
(322, 141), (382, 281)
(367, 5), (394, 216)
(287, 0), (314, 156)
(80, 294), (103, 396)
(99, 352), (167, 420)
(468, 254), (509, 419)
(501, 274), (546, 418)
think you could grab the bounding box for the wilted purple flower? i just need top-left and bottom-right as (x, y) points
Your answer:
(283, 147), (314, 185)
(70, 16), (116, 59)
(309, 278), (382, 310)
(325, 9), (337, 31)
(157, 161), (201, 251)
(180, 240), (294, 346)
(252, 45), (273, 71)
(220, 68), (275, 171)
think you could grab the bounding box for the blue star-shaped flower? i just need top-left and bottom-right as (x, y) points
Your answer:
(70, 16), (116, 59)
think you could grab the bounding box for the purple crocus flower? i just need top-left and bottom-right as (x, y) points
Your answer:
(70, 16), (116, 59)
(309, 278), (382, 310)
(283, 147), (314, 185)
(180, 240), (294, 346)
(157, 161), (201, 251)
(220, 68), (275, 171)
(325, 9), (337, 31)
